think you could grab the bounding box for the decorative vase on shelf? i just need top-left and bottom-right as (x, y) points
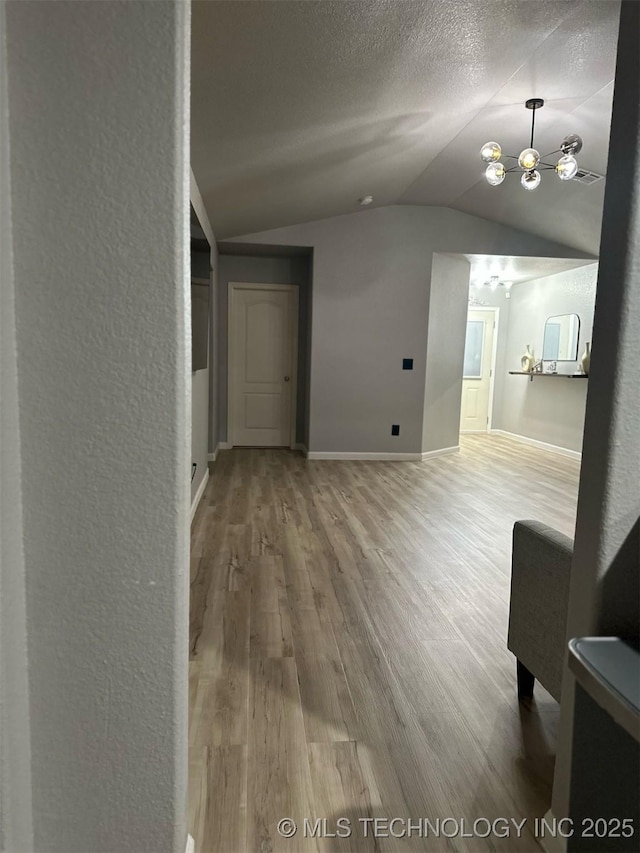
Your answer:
(581, 341), (591, 376)
(520, 345), (535, 373)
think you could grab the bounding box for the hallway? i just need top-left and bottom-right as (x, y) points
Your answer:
(189, 436), (580, 852)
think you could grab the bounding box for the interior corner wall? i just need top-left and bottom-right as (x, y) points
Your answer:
(209, 243), (220, 454)
(191, 363), (209, 500)
(303, 250), (314, 450)
(0, 2), (33, 847)
(492, 263), (598, 452)
(6, 3), (190, 851)
(422, 254), (471, 453)
(217, 253), (312, 445)
(190, 170), (217, 500)
(231, 205), (588, 455)
(190, 252), (210, 503)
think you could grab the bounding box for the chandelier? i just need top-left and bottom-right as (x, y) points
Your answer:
(480, 99), (582, 191)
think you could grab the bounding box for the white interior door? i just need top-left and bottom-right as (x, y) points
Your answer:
(229, 284), (296, 447)
(460, 309), (496, 433)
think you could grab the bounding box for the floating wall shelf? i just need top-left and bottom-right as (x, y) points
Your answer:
(509, 371), (588, 382)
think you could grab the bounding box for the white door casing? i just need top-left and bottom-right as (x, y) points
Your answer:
(228, 283), (298, 447)
(460, 308), (498, 433)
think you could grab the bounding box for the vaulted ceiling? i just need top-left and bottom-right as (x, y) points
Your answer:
(191, 0), (619, 254)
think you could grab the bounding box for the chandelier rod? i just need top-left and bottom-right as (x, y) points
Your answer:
(540, 147), (563, 159)
(505, 163), (557, 174)
(524, 96), (545, 152)
(530, 105), (536, 149)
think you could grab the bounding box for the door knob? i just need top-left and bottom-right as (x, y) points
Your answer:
(284, 376), (290, 382)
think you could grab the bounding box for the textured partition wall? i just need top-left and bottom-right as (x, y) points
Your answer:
(0, 2), (33, 848)
(5, 2), (191, 850)
(553, 0), (640, 823)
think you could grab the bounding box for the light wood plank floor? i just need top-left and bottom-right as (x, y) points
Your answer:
(189, 434), (580, 852)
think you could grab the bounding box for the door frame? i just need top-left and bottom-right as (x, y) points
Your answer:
(227, 282), (299, 449)
(460, 305), (500, 433)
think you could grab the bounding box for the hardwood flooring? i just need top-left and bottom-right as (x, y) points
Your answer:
(189, 435), (580, 852)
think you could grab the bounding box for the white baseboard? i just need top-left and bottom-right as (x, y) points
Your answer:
(460, 429), (488, 434)
(421, 445), (459, 460)
(211, 441), (306, 456)
(538, 810), (568, 853)
(190, 468), (209, 523)
(307, 451), (422, 461)
(186, 833), (195, 853)
(490, 429), (582, 460)
(305, 447), (459, 461)
(208, 441), (232, 462)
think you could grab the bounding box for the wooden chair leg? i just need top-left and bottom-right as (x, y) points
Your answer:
(517, 660), (535, 699)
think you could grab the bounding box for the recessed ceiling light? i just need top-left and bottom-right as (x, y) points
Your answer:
(359, 196), (373, 206)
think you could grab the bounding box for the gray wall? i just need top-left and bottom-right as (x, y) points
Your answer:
(5, 3), (190, 851)
(232, 205), (590, 454)
(217, 252), (312, 446)
(422, 254), (471, 453)
(493, 263), (598, 452)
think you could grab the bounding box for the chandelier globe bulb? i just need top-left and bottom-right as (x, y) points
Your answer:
(521, 170), (541, 191)
(485, 162), (506, 186)
(480, 141), (502, 163)
(518, 148), (540, 171)
(556, 154), (579, 181)
(560, 134), (583, 156)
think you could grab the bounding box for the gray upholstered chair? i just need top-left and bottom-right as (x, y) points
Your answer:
(507, 520), (574, 702)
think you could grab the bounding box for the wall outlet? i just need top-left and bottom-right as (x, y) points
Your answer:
(402, 358), (413, 370)
(391, 424), (400, 436)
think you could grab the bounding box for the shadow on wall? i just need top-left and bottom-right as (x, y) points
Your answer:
(207, 111), (433, 239)
(598, 517), (640, 640)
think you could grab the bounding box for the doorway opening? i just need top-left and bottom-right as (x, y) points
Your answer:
(455, 253), (597, 453)
(460, 306), (499, 434)
(217, 244), (313, 452)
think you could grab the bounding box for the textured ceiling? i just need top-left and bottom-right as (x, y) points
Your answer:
(191, 0), (619, 253)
